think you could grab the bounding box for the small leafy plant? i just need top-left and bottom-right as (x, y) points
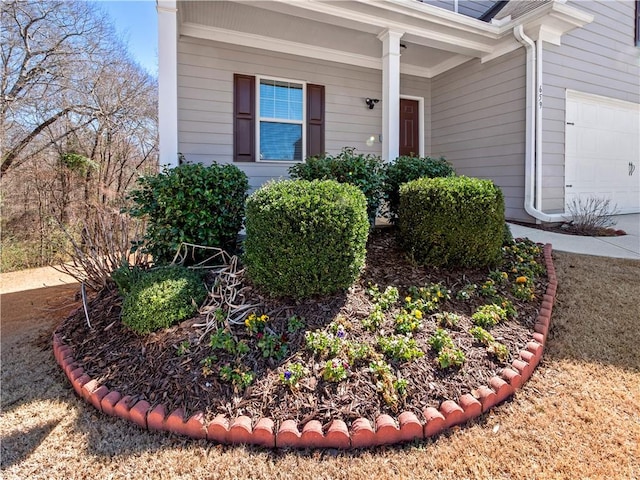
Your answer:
(512, 277), (536, 302)
(377, 335), (424, 362)
(436, 346), (466, 369)
(455, 283), (477, 301)
(287, 315), (305, 334)
(305, 331), (343, 358)
(219, 364), (254, 389)
(472, 304), (507, 328)
(257, 332), (289, 361)
(280, 362), (307, 390)
(469, 326), (495, 345)
(346, 341), (373, 365)
(434, 312), (461, 329)
(428, 328), (455, 352)
(366, 284), (400, 310)
(369, 359), (406, 407)
(245, 312), (268, 334)
(209, 330), (249, 356)
(363, 304), (385, 332)
(176, 340), (191, 356)
(394, 309), (423, 334)
(323, 358), (350, 382)
(487, 342), (510, 362)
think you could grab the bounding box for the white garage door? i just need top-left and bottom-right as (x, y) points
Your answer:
(565, 90), (640, 214)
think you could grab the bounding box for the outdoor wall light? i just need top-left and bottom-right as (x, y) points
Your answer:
(365, 98), (379, 109)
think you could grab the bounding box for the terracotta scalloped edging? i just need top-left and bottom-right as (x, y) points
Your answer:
(53, 243), (557, 449)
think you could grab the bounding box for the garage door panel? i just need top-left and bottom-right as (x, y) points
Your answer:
(565, 91), (640, 214)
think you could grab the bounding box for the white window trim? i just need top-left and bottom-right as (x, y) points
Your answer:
(256, 75), (307, 164)
(399, 94), (425, 158)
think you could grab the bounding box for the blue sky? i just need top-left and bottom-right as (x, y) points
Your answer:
(95, 0), (158, 77)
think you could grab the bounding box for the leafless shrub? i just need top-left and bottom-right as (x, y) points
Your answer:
(170, 243), (262, 333)
(565, 196), (619, 235)
(54, 207), (148, 291)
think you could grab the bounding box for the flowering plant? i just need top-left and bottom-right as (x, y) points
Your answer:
(323, 358), (350, 382)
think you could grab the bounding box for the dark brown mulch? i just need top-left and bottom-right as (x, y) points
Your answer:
(56, 229), (546, 427)
(509, 220), (626, 237)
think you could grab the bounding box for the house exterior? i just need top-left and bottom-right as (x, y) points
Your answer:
(157, 0), (640, 222)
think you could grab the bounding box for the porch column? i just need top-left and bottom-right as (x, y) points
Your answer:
(378, 29), (404, 162)
(157, 0), (179, 169)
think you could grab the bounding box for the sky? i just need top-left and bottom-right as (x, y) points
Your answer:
(94, 0), (159, 77)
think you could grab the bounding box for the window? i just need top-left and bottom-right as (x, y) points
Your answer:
(233, 74), (324, 163)
(258, 78), (304, 162)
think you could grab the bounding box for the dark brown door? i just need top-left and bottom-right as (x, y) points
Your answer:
(399, 98), (420, 157)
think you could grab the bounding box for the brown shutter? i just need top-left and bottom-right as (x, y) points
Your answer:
(234, 74), (255, 162)
(306, 84), (325, 157)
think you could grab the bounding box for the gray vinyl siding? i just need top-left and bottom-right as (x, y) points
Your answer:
(177, 38), (386, 190)
(541, 0), (640, 212)
(430, 49), (528, 221)
(178, 38), (432, 191)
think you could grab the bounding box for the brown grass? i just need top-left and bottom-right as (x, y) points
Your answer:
(1, 252), (639, 480)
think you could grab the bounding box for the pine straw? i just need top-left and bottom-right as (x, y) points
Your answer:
(1, 252), (639, 480)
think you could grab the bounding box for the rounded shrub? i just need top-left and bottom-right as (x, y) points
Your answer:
(121, 266), (207, 334)
(383, 155), (455, 222)
(289, 147), (385, 225)
(244, 179), (369, 299)
(128, 162), (249, 264)
(398, 176), (505, 268)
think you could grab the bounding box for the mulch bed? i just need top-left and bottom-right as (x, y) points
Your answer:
(56, 228), (546, 426)
(509, 220), (626, 237)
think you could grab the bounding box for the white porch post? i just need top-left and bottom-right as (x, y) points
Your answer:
(378, 29), (403, 162)
(157, 0), (179, 169)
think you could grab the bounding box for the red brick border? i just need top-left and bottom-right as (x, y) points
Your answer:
(53, 244), (557, 449)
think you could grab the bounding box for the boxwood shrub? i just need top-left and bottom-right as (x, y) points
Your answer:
(383, 155), (455, 222)
(289, 147), (385, 225)
(244, 179), (369, 299)
(127, 162), (249, 264)
(398, 176), (505, 268)
(121, 266), (207, 334)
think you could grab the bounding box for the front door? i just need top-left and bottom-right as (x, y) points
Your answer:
(399, 98), (420, 157)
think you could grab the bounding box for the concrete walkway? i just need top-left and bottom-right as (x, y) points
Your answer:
(508, 213), (640, 260)
(0, 266), (78, 295)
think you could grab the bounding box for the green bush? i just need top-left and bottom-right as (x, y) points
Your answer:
(289, 147), (385, 225)
(244, 179), (369, 299)
(127, 163), (248, 264)
(398, 176), (505, 268)
(383, 155), (455, 222)
(121, 266), (208, 334)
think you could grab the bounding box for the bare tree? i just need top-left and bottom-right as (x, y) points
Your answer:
(0, 0), (158, 271)
(0, 1), (112, 177)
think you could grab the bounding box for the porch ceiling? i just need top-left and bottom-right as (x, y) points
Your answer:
(178, 0), (593, 78)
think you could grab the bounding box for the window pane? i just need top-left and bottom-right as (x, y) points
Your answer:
(260, 122), (302, 161)
(259, 79), (302, 121)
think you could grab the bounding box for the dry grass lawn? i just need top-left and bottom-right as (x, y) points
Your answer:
(1, 252), (639, 480)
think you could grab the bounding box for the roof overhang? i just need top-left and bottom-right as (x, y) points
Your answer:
(177, 0), (594, 78)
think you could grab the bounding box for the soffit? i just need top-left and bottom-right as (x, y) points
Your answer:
(177, 0), (593, 77)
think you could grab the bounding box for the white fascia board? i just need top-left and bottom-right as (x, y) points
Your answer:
(272, 0), (495, 56)
(180, 23), (382, 71)
(182, 23), (472, 80)
(361, 0), (502, 37)
(494, 1), (594, 37)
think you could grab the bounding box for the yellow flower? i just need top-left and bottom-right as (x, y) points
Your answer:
(516, 276), (528, 284)
(405, 296), (412, 303)
(413, 309), (423, 319)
